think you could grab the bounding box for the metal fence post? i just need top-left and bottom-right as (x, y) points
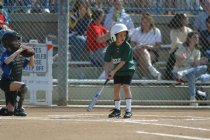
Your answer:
(57, 0), (69, 106)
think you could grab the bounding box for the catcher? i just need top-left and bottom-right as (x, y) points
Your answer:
(0, 32), (34, 116)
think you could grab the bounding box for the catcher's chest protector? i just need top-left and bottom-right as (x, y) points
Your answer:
(10, 55), (25, 81)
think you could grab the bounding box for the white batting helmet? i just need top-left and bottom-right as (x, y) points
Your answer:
(110, 23), (128, 41)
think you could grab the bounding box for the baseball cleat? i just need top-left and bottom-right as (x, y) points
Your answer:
(108, 109), (121, 118)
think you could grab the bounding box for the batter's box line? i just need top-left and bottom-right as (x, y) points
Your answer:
(136, 131), (210, 140)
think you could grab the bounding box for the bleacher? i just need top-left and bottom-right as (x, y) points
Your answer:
(6, 12), (198, 80)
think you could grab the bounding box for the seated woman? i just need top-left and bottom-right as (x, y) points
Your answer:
(173, 32), (208, 106)
(164, 13), (192, 80)
(86, 8), (110, 67)
(0, 3), (9, 28)
(130, 13), (162, 80)
(69, 0), (92, 61)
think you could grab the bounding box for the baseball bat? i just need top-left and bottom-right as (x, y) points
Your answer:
(87, 79), (109, 111)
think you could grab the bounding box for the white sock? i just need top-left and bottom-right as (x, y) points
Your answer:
(148, 65), (159, 77)
(125, 99), (132, 112)
(114, 100), (121, 110)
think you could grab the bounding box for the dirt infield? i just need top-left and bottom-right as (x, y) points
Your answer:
(0, 107), (210, 140)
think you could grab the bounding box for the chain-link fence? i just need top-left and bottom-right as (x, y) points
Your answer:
(0, 0), (210, 107)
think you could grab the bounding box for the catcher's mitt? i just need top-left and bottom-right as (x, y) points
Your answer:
(20, 47), (35, 57)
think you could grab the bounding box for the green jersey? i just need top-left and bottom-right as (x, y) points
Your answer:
(104, 41), (135, 76)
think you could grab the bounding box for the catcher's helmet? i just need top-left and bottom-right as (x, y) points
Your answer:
(110, 23), (128, 41)
(1, 32), (21, 50)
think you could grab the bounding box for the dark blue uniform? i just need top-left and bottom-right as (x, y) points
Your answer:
(0, 50), (29, 91)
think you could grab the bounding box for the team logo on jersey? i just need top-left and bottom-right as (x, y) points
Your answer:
(113, 58), (121, 64)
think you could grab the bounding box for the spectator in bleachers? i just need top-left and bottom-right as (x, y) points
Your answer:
(163, 0), (176, 15)
(0, 2), (13, 57)
(186, 0), (201, 14)
(49, 0), (57, 13)
(69, 0), (92, 61)
(27, 0), (50, 13)
(131, 13), (162, 80)
(0, 2), (11, 24)
(2, 0), (14, 12)
(194, 0), (210, 32)
(134, 0), (151, 14)
(103, 0), (134, 32)
(164, 13), (192, 80)
(200, 16), (210, 56)
(3, 0), (50, 13)
(87, 8), (110, 67)
(0, 3), (9, 27)
(173, 32), (208, 106)
(89, 0), (112, 14)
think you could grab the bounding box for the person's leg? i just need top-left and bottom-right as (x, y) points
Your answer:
(134, 48), (149, 78)
(108, 84), (121, 118)
(16, 84), (27, 109)
(184, 66), (207, 106)
(185, 72), (196, 97)
(9, 81), (28, 116)
(69, 35), (87, 61)
(123, 85), (132, 117)
(198, 73), (210, 83)
(178, 65), (207, 79)
(194, 65), (208, 77)
(185, 72), (198, 106)
(164, 52), (176, 80)
(90, 48), (104, 67)
(145, 49), (161, 79)
(24, 0), (32, 13)
(4, 91), (17, 115)
(108, 75), (123, 118)
(9, 81), (25, 91)
(195, 0), (201, 10)
(50, 0), (57, 13)
(42, 0), (50, 13)
(122, 74), (133, 118)
(186, 0), (192, 10)
(113, 84), (121, 110)
(0, 78), (20, 115)
(163, 0), (169, 14)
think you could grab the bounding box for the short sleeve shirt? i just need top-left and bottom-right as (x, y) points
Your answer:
(104, 8), (134, 31)
(170, 27), (192, 53)
(104, 41), (135, 76)
(87, 22), (108, 51)
(174, 45), (200, 71)
(0, 50), (30, 79)
(131, 27), (161, 46)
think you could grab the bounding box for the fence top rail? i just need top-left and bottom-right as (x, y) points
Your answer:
(52, 79), (210, 86)
(52, 79), (181, 84)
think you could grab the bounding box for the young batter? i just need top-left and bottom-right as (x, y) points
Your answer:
(104, 23), (135, 118)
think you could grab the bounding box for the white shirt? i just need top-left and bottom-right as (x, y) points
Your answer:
(103, 7), (134, 31)
(131, 27), (162, 47)
(170, 26), (193, 53)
